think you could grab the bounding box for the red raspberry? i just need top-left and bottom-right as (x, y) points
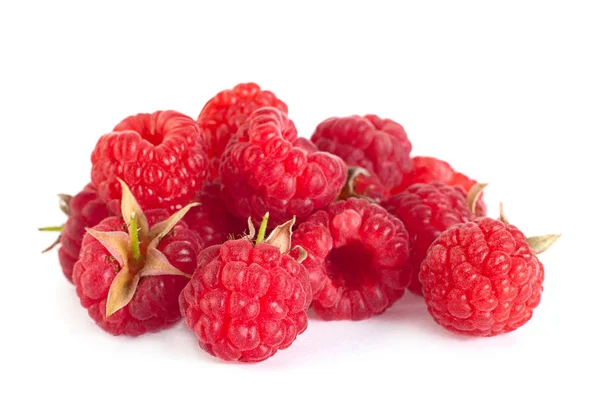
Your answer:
(179, 216), (312, 362)
(183, 180), (247, 248)
(383, 183), (475, 295)
(220, 107), (347, 226)
(311, 115), (412, 192)
(291, 198), (410, 320)
(420, 216), (558, 336)
(197, 83), (288, 178)
(41, 184), (113, 283)
(73, 181), (202, 336)
(91, 110), (208, 212)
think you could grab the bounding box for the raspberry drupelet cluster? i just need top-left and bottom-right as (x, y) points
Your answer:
(41, 81), (559, 363)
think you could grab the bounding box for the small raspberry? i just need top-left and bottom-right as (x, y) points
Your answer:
(392, 156), (485, 215)
(73, 180), (202, 336)
(41, 184), (112, 283)
(383, 183), (477, 295)
(91, 110), (208, 212)
(197, 83), (288, 178)
(311, 115), (412, 193)
(291, 198), (410, 320)
(420, 213), (559, 336)
(220, 107), (347, 226)
(183, 180), (247, 247)
(179, 215), (312, 362)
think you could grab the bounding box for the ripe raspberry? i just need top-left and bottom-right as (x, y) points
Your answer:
(291, 198), (410, 320)
(383, 183), (478, 295)
(420, 214), (559, 336)
(220, 107), (347, 226)
(41, 184), (113, 283)
(392, 157), (486, 214)
(197, 83), (288, 178)
(311, 115), (412, 193)
(73, 180), (202, 336)
(91, 110), (208, 212)
(179, 215), (312, 362)
(183, 180), (247, 247)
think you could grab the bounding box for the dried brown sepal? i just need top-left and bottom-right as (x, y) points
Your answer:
(466, 183), (488, 215)
(141, 248), (191, 278)
(527, 234), (561, 255)
(264, 216), (296, 254)
(118, 178), (149, 239)
(243, 217), (256, 241)
(290, 245), (308, 263)
(499, 202), (510, 225)
(41, 236), (61, 254)
(58, 194), (73, 216)
(338, 166), (371, 201)
(149, 202), (199, 248)
(85, 229), (130, 267)
(106, 267), (140, 317)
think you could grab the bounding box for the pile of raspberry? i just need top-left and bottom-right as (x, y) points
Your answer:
(41, 82), (559, 363)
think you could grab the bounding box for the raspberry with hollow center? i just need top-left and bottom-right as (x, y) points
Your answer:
(311, 115), (412, 193)
(179, 215), (312, 362)
(420, 214), (559, 336)
(73, 180), (202, 336)
(197, 83), (288, 178)
(220, 107), (347, 226)
(291, 198), (410, 320)
(91, 110), (208, 212)
(383, 183), (477, 295)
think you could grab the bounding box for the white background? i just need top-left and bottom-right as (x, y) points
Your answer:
(1, 1), (598, 399)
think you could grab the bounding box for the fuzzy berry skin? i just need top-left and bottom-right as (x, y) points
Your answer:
(311, 115), (412, 192)
(420, 217), (544, 336)
(179, 240), (312, 362)
(383, 183), (474, 296)
(220, 107), (347, 226)
(291, 198), (410, 320)
(198, 83), (288, 178)
(183, 180), (247, 247)
(91, 110), (208, 213)
(59, 184), (112, 282)
(73, 210), (202, 336)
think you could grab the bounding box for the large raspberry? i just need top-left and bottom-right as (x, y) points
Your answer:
(383, 183), (475, 295)
(91, 110), (208, 212)
(220, 107), (347, 226)
(73, 181), (202, 336)
(53, 184), (112, 282)
(291, 198), (410, 320)
(197, 83), (288, 178)
(420, 216), (558, 336)
(311, 115), (412, 193)
(183, 180), (247, 248)
(179, 216), (312, 362)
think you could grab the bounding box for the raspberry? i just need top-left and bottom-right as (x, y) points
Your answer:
(383, 183), (476, 295)
(73, 180), (202, 336)
(311, 115), (412, 192)
(197, 83), (288, 178)
(179, 215), (312, 362)
(291, 198), (410, 320)
(420, 215), (559, 336)
(220, 107), (347, 227)
(183, 180), (247, 248)
(91, 110), (208, 212)
(41, 184), (112, 283)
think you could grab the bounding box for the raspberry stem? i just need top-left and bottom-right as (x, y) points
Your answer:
(255, 213), (269, 244)
(129, 212), (142, 266)
(38, 225), (64, 232)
